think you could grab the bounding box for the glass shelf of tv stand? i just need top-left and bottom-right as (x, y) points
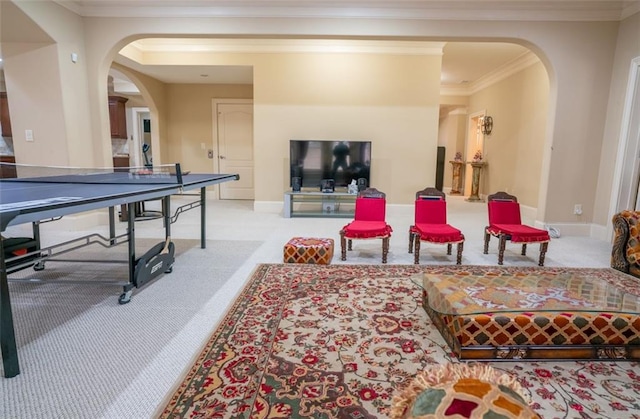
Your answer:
(283, 190), (357, 218)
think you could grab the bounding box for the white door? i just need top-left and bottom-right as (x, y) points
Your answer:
(215, 102), (254, 199)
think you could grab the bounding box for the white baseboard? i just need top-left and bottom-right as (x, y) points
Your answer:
(536, 222), (592, 237)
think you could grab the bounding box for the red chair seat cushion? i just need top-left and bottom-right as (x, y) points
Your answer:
(488, 224), (550, 243)
(342, 220), (392, 238)
(414, 223), (464, 243)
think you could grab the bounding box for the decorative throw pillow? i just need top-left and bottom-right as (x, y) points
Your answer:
(391, 363), (540, 419)
(622, 210), (640, 265)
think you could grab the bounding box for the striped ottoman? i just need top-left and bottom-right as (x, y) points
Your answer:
(283, 237), (334, 264)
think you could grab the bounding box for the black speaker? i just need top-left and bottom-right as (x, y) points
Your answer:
(321, 179), (335, 193)
(292, 177), (302, 192)
(357, 178), (368, 192)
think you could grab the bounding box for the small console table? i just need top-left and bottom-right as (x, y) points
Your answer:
(449, 160), (464, 195)
(466, 161), (486, 202)
(284, 191), (357, 218)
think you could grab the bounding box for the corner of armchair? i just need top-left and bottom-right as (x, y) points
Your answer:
(611, 210), (640, 278)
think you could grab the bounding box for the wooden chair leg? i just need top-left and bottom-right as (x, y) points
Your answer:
(483, 228), (490, 254)
(382, 237), (389, 264)
(413, 236), (420, 264)
(347, 239), (353, 251)
(456, 241), (463, 265)
(521, 243), (527, 256)
(408, 229), (414, 254)
(498, 235), (507, 265)
(446, 243), (452, 255)
(538, 242), (549, 266)
(340, 231), (347, 261)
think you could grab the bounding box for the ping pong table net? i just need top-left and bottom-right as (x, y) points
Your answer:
(0, 162), (186, 185)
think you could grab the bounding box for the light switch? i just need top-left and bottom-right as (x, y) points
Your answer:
(25, 129), (34, 142)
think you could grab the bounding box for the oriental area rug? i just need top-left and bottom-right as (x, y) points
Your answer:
(158, 264), (640, 419)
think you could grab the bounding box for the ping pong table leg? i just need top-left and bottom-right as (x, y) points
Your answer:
(119, 202), (136, 305)
(0, 238), (20, 377)
(108, 207), (116, 244)
(200, 187), (206, 249)
(163, 196), (171, 240)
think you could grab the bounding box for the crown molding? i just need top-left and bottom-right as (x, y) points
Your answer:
(440, 50), (540, 96)
(469, 50), (540, 93)
(125, 39), (446, 56)
(54, 1), (637, 22)
(622, 1), (640, 19)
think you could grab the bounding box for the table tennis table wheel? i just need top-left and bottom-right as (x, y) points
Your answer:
(33, 261), (45, 271)
(119, 290), (132, 305)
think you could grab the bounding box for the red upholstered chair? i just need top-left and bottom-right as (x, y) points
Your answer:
(483, 191), (550, 266)
(340, 188), (393, 263)
(408, 187), (464, 264)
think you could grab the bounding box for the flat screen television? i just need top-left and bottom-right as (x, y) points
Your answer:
(290, 140), (372, 189)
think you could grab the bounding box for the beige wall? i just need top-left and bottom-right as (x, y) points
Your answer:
(253, 52), (441, 203)
(2, 1), (637, 235)
(595, 12), (640, 233)
(110, 63), (169, 166)
(165, 84), (253, 173)
(1, 0), (93, 167)
(467, 62), (549, 208)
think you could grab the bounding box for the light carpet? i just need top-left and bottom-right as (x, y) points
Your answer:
(158, 264), (640, 419)
(1, 238), (262, 419)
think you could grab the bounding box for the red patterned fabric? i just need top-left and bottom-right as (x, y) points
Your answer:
(488, 224), (550, 243)
(342, 220), (393, 238)
(415, 223), (464, 243)
(488, 201), (521, 225)
(415, 199), (447, 224)
(283, 237), (334, 264)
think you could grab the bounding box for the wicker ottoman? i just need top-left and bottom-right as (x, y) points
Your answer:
(283, 237), (334, 264)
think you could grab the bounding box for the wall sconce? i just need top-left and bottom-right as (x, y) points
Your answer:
(481, 116), (493, 135)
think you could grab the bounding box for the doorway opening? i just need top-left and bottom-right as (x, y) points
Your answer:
(464, 111), (487, 198)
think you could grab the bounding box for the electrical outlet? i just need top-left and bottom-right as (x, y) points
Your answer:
(573, 204), (582, 215)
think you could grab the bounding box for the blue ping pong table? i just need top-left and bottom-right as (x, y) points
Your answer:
(0, 163), (238, 378)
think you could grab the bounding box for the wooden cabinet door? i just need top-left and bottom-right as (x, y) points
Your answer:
(0, 155), (16, 178)
(108, 96), (128, 139)
(0, 92), (12, 138)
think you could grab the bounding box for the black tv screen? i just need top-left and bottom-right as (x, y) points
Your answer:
(290, 140), (371, 189)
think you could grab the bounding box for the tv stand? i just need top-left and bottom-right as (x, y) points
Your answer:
(284, 190), (357, 218)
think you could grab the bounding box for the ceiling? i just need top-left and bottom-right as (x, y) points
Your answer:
(93, 0), (637, 93)
(110, 39), (531, 93)
(57, 1), (640, 21)
(4, 1), (640, 93)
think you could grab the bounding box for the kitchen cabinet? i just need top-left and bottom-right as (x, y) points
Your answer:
(113, 155), (130, 172)
(108, 95), (128, 139)
(0, 92), (12, 138)
(0, 155), (16, 178)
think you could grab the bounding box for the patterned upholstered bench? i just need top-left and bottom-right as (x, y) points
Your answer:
(283, 237), (334, 265)
(416, 267), (640, 361)
(612, 210), (640, 278)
